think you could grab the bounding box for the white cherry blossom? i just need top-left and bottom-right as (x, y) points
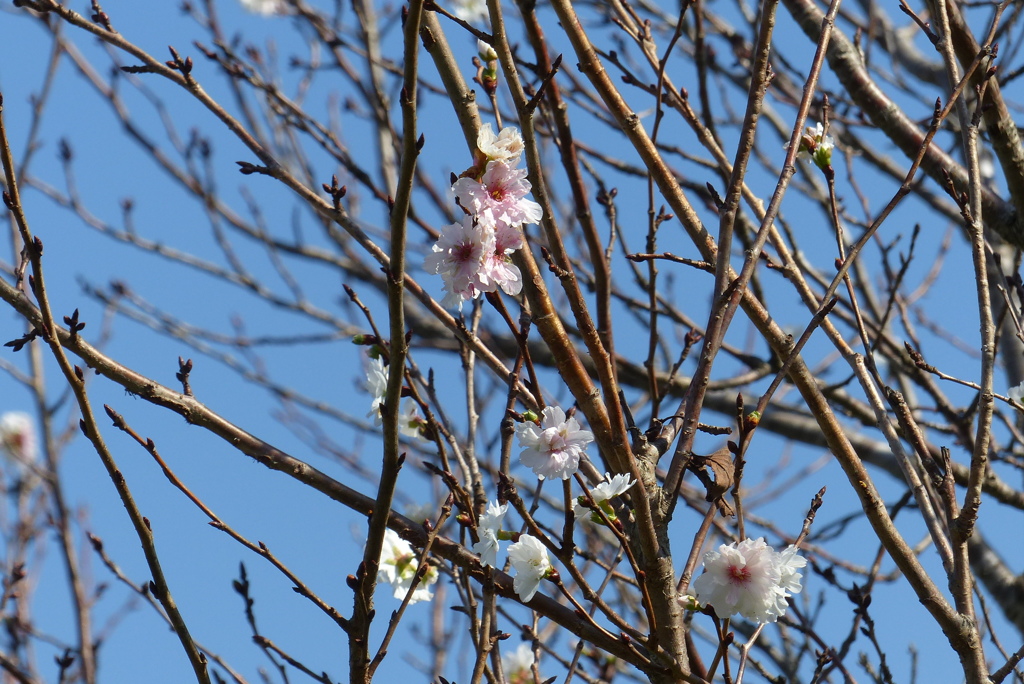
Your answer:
(0, 412), (36, 464)
(501, 642), (536, 684)
(240, 0), (286, 15)
(507, 534), (551, 602)
(364, 356), (389, 425)
(691, 537), (805, 623)
(476, 124), (524, 164)
(377, 529), (437, 604)
(472, 501), (508, 567)
(452, 0), (488, 23)
(574, 472), (636, 521)
(515, 406), (593, 480)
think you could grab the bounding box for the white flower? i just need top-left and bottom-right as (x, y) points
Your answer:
(507, 534), (551, 602)
(476, 124), (524, 164)
(501, 643), (536, 682)
(239, 0), (286, 15)
(398, 400), (425, 440)
(515, 406), (593, 480)
(452, 0), (489, 24)
(1009, 382), (1024, 405)
(377, 529), (437, 604)
(792, 121), (834, 169)
(574, 472), (636, 521)
(0, 412), (36, 464)
(364, 356), (389, 424)
(473, 501), (509, 567)
(776, 545), (807, 595)
(691, 537), (805, 623)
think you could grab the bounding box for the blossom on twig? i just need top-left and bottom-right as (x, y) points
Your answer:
(453, 161), (542, 228)
(574, 472), (636, 523)
(515, 406), (593, 480)
(364, 356), (389, 425)
(472, 501), (509, 567)
(452, 0), (488, 24)
(377, 529), (437, 604)
(476, 124), (524, 164)
(690, 537), (806, 623)
(501, 643), (536, 684)
(424, 216), (495, 308)
(795, 121), (834, 169)
(507, 534), (551, 602)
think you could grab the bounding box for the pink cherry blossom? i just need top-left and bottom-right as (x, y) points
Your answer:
(515, 406), (593, 480)
(453, 161), (542, 228)
(424, 216), (495, 308)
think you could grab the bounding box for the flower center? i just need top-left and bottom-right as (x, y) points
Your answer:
(727, 564), (751, 584)
(454, 242), (477, 263)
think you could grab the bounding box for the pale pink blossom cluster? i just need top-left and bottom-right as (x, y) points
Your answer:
(690, 537), (807, 623)
(425, 125), (541, 308)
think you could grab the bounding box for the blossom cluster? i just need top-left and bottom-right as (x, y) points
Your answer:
(425, 125), (541, 308)
(473, 501), (553, 602)
(377, 528), (438, 604)
(690, 537), (807, 623)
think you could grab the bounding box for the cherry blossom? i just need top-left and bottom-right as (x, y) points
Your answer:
(690, 537), (806, 623)
(507, 534), (551, 602)
(574, 472), (636, 522)
(1009, 382), (1024, 405)
(425, 216), (495, 308)
(452, 161), (542, 228)
(472, 501), (509, 567)
(476, 124), (524, 164)
(501, 643), (536, 684)
(377, 529), (437, 604)
(515, 406), (593, 480)
(793, 121), (834, 169)
(239, 0), (286, 15)
(364, 356), (389, 425)
(0, 412), (36, 464)
(452, 0), (488, 24)
(398, 400), (426, 440)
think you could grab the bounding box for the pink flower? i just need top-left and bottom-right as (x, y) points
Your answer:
(690, 537), (805, 623)
(425, 216), (495, 308)
(515, 406), (593, 480)
(453, 161), (542, 229)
